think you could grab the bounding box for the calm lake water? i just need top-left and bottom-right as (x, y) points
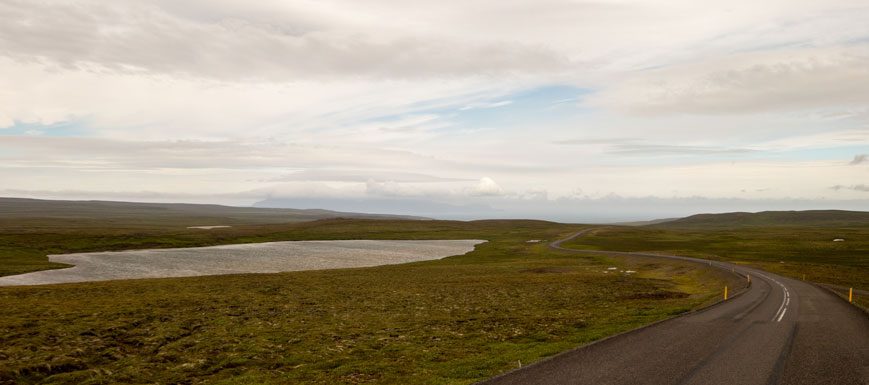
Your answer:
(0, 239), (485, 286)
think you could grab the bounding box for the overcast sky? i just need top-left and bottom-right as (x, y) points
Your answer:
(1, 0), (868, 221)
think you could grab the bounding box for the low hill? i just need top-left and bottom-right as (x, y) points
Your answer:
(609, 218), (679, 226)
(650, 210), (869, 229)
(0, 197), (426, 230)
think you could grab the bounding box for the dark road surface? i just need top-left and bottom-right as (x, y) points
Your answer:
(479, 229), (869, 385)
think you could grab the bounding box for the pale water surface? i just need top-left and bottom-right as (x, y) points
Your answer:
(0, 239), (485, 286)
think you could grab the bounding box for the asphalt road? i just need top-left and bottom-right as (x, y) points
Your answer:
(479, 229), (869, 385)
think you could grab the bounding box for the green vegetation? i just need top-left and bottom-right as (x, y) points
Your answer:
(0, 219), (735, 384)
(652, 210), (869, 229)
(11, 205), (860, 383)
(561, 225), (869, 309)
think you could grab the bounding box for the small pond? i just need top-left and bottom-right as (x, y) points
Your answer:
(0, 239), (485, 286)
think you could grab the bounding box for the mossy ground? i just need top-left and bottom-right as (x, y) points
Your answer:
(561, 226), (869, 309)
(0, 220), (732, 384)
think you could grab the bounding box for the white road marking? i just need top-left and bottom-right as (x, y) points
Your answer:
(758, 272), (791, 323)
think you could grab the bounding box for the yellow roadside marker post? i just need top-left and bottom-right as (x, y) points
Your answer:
(724, 286), (728, 300)
(850, 288), (853, 303)
(747, 274), (750, 283)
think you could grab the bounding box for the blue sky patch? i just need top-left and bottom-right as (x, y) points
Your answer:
(362, 85), (593, 135)
(1, 120), (89, 137)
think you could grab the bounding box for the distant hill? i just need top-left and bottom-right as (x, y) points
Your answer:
(650, 210), (869, 229)
(253, 197), (492, 221)
(609, 218), (679, 226)
(0, 197), (427, 230)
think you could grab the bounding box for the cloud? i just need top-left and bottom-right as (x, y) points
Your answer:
(520, 188), (549, 201)
(2, 0), (869, 214)
(468, 177), (503, 196)
(0, 0), (568, 81)
(0, 136), (455, 175)
(850, 154), (868, 165)
(273, 169), (472, 183)
(553, 137), (639, 146)
(831, 184), (869, 192)
(6, 0), (866, 85)
(2, 0), (868, 137)
(588, 46), (869, 115)
(459, 100), (513, 111)
(0, 55), (534, 136)
(364, 179), (452, 198)
(553, 138), (758, 157)
(608, 144), (757, 156)
(557, 141), (756, 156)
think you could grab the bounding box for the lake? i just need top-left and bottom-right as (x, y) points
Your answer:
(0, 239), (485, 286)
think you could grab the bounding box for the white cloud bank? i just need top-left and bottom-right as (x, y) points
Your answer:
(0, 0), (568, 81)
(1, 0), (869, 220)
(588, 46), (869, 115)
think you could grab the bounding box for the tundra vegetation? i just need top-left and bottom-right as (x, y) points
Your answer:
(2, 206), (865, 384)
(562, 212), (869, 309)
(1, 218), (736, 384)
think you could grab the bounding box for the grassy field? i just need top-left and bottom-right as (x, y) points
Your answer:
(0, 219), (738, 384)
(650, 210), (869, 229)
(560, 225), (869, 309)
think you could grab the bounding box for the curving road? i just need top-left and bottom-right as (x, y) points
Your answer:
(479, 229), (869, 385)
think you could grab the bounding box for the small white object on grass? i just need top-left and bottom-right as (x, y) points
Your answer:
(833, 239), (845, 242)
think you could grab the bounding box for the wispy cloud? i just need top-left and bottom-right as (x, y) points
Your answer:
(607, 144), (757, 156)
(459, 101), (513, 111)
(553, 139), (757, 156)
(587, 46), (869, 115)
(849, 154), (868, 165)
(552, 137), (639, 146)
(272, 170), (473, 183)
(0, 1), (568, 81)
(831, 184), (869, 192)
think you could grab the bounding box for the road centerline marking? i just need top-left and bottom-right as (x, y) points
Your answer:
(762, 273), (791, 323)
